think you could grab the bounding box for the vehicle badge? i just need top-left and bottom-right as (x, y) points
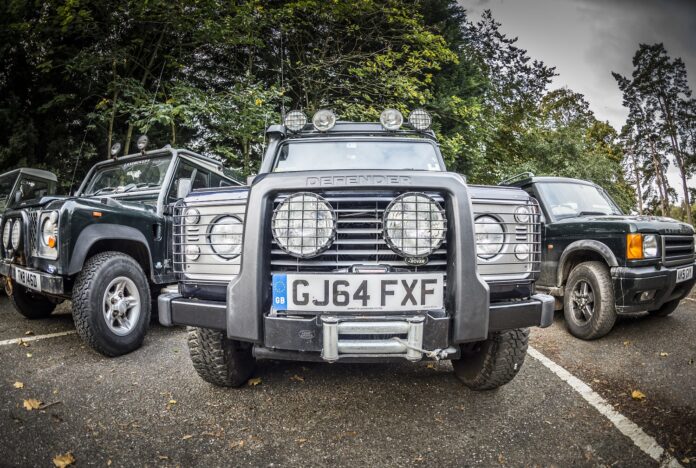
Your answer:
(405, 256), (429, 266)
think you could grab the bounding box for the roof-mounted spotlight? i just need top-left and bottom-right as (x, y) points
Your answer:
(380, 108), (403, 131)
(136, 135), (149, 154)
(408, 108), (432, 131)
(284, 110), (308, 133)
(110, 142), (122, 159)
(312, 110), (336, 132)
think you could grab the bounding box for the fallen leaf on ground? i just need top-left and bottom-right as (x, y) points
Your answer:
(13, 381), (24, 389)
(296, 438), (308, 444)
(631, 390), (646, 401)
(230, 440), (245, 449)
(158, 455), (169, 460)
(623, 340), (631, 346)
(23, 399), (41, 410)
(18, 339), (29, 347)
(182, 434), (193, 440)
(248, 377), (262, 386)
(107, 460), (112, 466)
(52, 452), (75, 467)
(168, 399), (177, 405)
(290, 374), (304, 382)
(25, 330), (34, 336)
(26, 353), (32, 358)
(426, 363), (436, 369)
(659, 352), (669, 357)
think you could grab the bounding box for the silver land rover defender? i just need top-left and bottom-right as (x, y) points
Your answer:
(159, 109), (554, 390)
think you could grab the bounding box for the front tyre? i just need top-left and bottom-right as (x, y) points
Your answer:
(9, 285), (56, 319)
(187, 327), (255, 387)
(452, 328), (529, 391)
(72, 252), (151, 357)
(563, 261), (616, 340)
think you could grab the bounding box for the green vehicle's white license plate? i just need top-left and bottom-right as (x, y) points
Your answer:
(272, 273), (444, 312)
(676, 266), (693, 283)
(14, 267), (41, 292)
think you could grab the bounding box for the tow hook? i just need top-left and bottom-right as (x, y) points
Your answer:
(4, 276), (13, 296)
(391, 337), (457, 361)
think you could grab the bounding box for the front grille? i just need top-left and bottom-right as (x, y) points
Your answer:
(270, 191), (448, 273)
(662, 235), (694, 266)
(27, 209), (38, 256)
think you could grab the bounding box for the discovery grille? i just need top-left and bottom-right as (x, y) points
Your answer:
(270, 191), (448, 273)
(27, 209), (39, 256)
(662, 235), (695, 266)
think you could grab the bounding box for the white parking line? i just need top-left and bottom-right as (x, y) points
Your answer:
(527, 346), (682, 468)
(0, 330), (76, 346)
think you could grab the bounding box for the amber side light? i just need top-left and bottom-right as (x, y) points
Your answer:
(92, 211), (102, 218)
(626, 234), (643, 259)
(47, 237), (56, 248)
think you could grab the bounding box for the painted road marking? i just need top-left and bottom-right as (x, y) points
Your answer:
(0, 330), (76, 346)
(528, 346), (682, 467)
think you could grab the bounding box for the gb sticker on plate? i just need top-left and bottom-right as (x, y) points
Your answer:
(272, 274), (288, 310)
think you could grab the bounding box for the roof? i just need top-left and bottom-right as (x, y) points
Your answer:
(501, 173), (598, 188)
(0, 168), (57, 182)
(266, 121), (438, 141)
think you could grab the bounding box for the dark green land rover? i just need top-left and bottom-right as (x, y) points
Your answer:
(0, 144), (240, 356)
(504, 173), (695, 339)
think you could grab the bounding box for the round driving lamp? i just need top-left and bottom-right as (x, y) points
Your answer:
(514, 243), (530, 260)
(312, 110), (337, 132)
(2, 221), (12, 249)
(272, 193), (336, 258)
(380, 109), (404, 131)
(209, 216), (243, 259)
(110, 142), (122, 157)
(475, 215), (505, 259)
(284, 110), (308, 133)
(383, 192), (446, 257)
(408, 109), (432, 131)
(136, 135), (149, 151)
(185, 244), (200, 261)
(11, 220), (21, 249)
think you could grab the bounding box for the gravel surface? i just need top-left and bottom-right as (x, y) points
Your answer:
(0, 296), (684, 467)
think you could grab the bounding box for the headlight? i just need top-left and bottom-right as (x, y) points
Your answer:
(643, 234), (658, 258)
(408, 109), (432, 131)
(272, 193), (335, 258)
(2, 221), (12, 249)
(380, 108), (403, 131)
(475, 215), (505, 259)
(514, 206), (531, 224)
(383, 193), (446, 257)
(209, 216), (243, 259)
(284, 110), (308, 133)
(312, 110), (336, 132)
(11, 221), (21, 249)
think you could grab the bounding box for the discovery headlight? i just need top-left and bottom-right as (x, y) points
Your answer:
(37, 211), (59, 259)
(272, 193), (335, 258)
(383, 193), (446, 257)
(475, 215), (505, 259)
(209, 215), (244, 259)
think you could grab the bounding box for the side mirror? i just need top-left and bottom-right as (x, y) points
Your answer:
(14, 190), (22, 203)
(177, 178), (192, 199)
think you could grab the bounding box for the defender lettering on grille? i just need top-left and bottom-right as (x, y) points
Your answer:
(306, 175), (412, 187)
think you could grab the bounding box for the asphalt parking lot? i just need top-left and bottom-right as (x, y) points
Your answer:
(1, 297), (694, 467)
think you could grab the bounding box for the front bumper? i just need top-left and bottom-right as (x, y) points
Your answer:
(0, 261), (65, 296)
(159, 292), (554, 362)
(612, 261), (696, 313)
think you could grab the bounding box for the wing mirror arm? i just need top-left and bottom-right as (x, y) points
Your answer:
(177, 178), (192, 199)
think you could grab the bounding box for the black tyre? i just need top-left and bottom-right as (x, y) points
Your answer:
(452, 328), (529, 391)
(563, 261), (616, 340)
(72, 252), (151, 357)
(648, 299), (681, 317)
(9, 285), (56, 319)
(188, 327), (255, 387)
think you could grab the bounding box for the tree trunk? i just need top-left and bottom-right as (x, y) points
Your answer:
(107, 61), (119, 159)
(648, 139), (668, 216)
(170, 120), (176, 145)
(632, 153), (643, 215)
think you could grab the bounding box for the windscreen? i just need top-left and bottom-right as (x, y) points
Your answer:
(537, 182), (622, 219)
(83, 156), (172, 196)
(0, 173), (15, 210)
(273, 140), (442, 172)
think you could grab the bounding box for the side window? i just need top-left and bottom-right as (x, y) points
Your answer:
(17, 177), (51, 201)
(168, 159), (215, 201)
(211, 173), (237, 188)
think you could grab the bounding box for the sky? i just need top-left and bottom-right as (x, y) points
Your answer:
(458, 0), (696, 198)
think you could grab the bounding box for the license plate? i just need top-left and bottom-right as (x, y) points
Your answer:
(676, 266), (693, 283)
(272, 273), (444, 312)
(14, 267), (41, 292)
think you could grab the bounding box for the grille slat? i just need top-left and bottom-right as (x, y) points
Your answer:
(662, 235), (695, 266)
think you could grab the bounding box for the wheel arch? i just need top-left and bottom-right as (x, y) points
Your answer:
(557, 240), (618, 287)
(68, 225), (154, 282)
